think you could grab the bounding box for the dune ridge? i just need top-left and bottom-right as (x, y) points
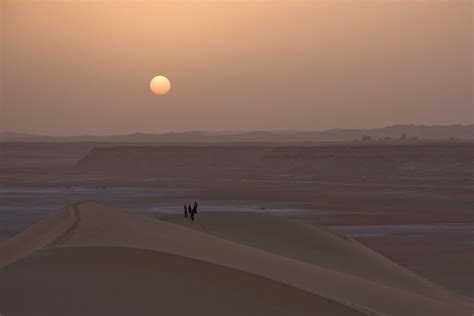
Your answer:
(0, 201), (471, 315)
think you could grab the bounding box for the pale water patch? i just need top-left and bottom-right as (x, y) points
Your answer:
(0, 187), (310, 239)
(331, 224), (474, 237)
(2, 187), (472, 243)
(0, 186), (164, 238)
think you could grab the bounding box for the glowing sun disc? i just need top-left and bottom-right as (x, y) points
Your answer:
(150, 76), (171, 95)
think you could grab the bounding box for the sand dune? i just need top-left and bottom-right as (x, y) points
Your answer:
(0, 201), (471, 315)
(164, 212), (469, 305)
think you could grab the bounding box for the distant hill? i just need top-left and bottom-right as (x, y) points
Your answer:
(1, 125), (473, 143)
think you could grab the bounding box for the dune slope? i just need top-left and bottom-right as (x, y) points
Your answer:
(0, 246), (365, 316)
(163, 211), (468, 305)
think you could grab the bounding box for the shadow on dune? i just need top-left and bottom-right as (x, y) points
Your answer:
(0, 246), (365, 316)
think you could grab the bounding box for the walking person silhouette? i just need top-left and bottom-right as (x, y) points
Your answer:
(184, 204), (188, 218)
(189, 204), (195, 221)
(193, 201), (198, 214)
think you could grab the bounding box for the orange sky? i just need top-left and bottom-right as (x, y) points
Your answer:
(1, 0), (472, 136)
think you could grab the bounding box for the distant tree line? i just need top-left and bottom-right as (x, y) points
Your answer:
(361, 133), (419, 142)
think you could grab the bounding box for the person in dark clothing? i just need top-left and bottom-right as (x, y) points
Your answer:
(193, 201), (198, 213)
(189, 204), (194, 221)
(184, 205), (188, 218)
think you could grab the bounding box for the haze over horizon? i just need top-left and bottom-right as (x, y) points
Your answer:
(1, 0), (472, 136)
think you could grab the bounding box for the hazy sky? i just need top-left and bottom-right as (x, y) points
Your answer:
(1, 0), (472, 136)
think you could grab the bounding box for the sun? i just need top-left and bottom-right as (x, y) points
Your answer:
(150, 75), (171, 95)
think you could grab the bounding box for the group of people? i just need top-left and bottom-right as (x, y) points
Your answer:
(184, 201), (198, 221)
